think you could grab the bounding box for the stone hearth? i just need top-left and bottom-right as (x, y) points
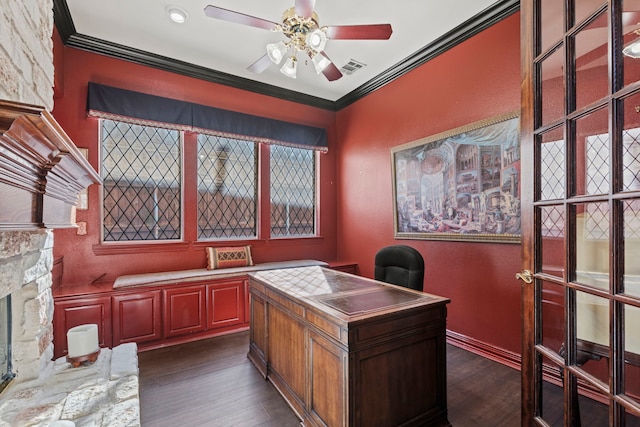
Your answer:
(0, 230), (140, 426)
(0, 344), (140, 426)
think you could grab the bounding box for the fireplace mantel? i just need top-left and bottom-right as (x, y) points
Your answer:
(0, 99), (101, 230)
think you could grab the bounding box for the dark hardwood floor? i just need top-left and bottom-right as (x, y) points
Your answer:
(138, 331), (522, 426)
(446, 343), (521, 426)
(138, 332), (299, 427)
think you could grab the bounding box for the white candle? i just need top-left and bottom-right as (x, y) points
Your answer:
(66, 324), (99, 358)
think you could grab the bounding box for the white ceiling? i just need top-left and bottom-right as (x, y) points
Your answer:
(61, 0), (512, 105)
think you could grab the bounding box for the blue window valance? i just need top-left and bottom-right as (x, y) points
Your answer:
(87, 82), (328, 152)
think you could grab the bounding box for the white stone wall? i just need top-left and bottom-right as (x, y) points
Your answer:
(0, 0), (56, 384)
(0, 0), (54, 110)
(0, 230), (55, 382)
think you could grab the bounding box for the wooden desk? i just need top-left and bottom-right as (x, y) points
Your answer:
(247, 266), (451, 427)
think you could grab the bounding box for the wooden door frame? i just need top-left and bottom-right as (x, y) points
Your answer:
(520, 1), (640, 424)
(520, 0), (536, 424)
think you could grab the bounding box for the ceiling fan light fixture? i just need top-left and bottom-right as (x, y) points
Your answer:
(267, 41), (288, 64)
(623, 40), (640, 58)
(203, 3), (392, 82)
(623, 29), (640, 58)
(280, 56), (298, 78)
(306, 29), (327, 52)
(166, 6), (188, 24)
(311, 53), (331, 74)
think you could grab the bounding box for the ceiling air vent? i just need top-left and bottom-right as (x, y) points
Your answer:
(340, 60), (366, 75)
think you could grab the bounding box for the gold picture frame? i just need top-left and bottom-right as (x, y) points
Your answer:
(391, 112), (521, 243)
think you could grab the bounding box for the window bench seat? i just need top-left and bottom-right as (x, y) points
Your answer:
(113, 259), (329, 289)
(53, 259), (330, 359)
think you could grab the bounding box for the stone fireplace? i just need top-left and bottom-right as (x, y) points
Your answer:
(0, 234), (140, 424)
(0, 104), (144, 427)
(0, 230), (55, 389)
(0, 0), (102, 382)
(0, 99), (102, 386)
(0, 0), (64, 390)
(0, 2), (139, 425)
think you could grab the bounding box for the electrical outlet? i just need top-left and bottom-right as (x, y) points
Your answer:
(76, 221), (87, 235)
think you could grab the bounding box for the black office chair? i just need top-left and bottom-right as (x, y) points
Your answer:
(374, 245), (424, 291)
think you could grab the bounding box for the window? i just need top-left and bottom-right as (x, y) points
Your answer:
(270, 145), (316, 237)
(540, 129), (640, 240)
(584, 129), (640, 240)
(101, 119), (319, 244)
(540, 138), (565, 201)
(197, 134), (257, 239)
(102, 120), (182, 241)
(540, 138), (565, 238)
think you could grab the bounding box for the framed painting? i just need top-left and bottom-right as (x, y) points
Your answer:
(391, 112), (520, 243)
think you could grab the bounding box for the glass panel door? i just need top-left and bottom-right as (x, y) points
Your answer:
(522, 0), (640, 425)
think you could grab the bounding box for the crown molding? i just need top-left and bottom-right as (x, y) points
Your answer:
(64, 32), (337, 110)
(334, 0), (520, 110)
(53, 0), (519, 112)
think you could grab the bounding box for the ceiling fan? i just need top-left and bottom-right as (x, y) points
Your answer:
(204, 0), (392, 81)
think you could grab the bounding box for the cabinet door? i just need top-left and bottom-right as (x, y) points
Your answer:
(163, 285), (206, 338)
(268, 304), (307, 410)
(207, 280), (244, 329)
(53, 296), (112, 359)
(308, 330), (347, 427)
(247, 292), (267, 377)
(244, 280), (251, 323)
(112, 290), (162, 345)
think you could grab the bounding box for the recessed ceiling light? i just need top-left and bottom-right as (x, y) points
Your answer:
(166, 6), (188, 24)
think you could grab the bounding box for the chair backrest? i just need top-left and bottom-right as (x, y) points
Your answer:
(374, 245), (424, 291)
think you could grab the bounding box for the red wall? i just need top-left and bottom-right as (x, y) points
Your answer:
(53, 13), (524, 355)
(52, 46), (338, 286)
(335, 13), (523, 354)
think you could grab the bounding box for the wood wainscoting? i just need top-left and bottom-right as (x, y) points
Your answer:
(445, 330), (521, 371)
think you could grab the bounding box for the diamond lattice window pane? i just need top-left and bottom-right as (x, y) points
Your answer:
(586, 134), (610, 195)
(270, 145), (316, 237)
(584, 202), (609, 241)
(622, 199), (640, 314)
(624, 199), (640, 240)
(197, 135), (257, 239)
(623, 129), (640, 192)
(541, 139), (565, 200)
(102, 120), (181, 241)
(541, 205), (565, 238)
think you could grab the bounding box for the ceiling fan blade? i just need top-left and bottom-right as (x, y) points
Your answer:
(623, 11), (640, 27)
(325, 24), (392, 40)
(204, 5), (278, 30)
(295, 0), (315, 19)
(247, 53), (273, 74)
(322, 63), (343, 81)
(318, 52), (343, 82)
